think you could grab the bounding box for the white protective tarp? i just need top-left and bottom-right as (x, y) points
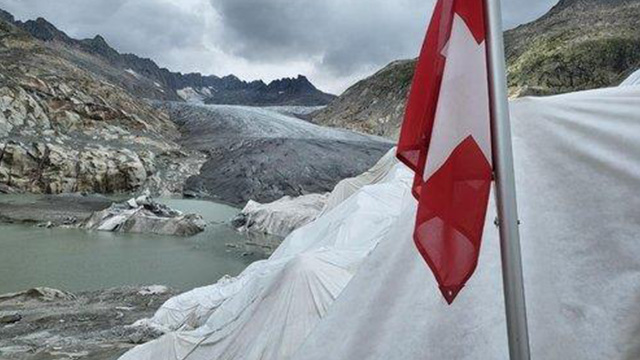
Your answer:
(235, 148), (399, 238)
(620, 69), (640, 87)
(237, 193), (329, 237)
(293, 85), (640, 360)
(321, 147), (399, 215)
(120, 165), (412, 360)
(122, 85), (640, 360)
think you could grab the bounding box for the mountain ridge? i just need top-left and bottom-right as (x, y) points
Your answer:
(0, 9), (335, 106)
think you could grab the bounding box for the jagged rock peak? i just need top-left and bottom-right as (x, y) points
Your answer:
(268, 75), (316, 91)
(89, 34), (109, 46)
(0, 8), (14, 23)
(222, 74), (240, 81)
(20, 17), (71, 43)
(0, 7), (336, 106)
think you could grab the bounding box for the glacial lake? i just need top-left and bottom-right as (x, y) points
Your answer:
(0, 197), (269, 294)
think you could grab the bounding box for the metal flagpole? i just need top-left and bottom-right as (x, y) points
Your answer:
(483, 0), (531, 359)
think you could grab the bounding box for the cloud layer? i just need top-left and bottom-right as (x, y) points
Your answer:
(0, 0), (559, 94)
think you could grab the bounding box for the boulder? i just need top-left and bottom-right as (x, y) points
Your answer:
(0, 314), (21, 324)
(0, 287), (76, 303)
(82, 195), (206, 237)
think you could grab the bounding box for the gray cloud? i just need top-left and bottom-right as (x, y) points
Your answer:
(0, 0), (560, 94)
(212, 0), (434, 76)
(1, 0), (211, 58)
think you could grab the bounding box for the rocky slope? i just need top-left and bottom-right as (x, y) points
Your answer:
(0, 18), (201, 195)
(505, 0), (640, 96)
(161, 103), (393, 206)
(310, 60), (414, 139)
(0, 286), (176, 360)
(0, 9), (335, 106)
(312, 0), (640, 138)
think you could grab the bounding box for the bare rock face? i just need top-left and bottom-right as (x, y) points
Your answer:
(82, 195), (206, 237)
(310, 60), (415, 139)
(0, 141), (152, 194)
(505, 0), (640, 96)
(0, 18), (201, 196)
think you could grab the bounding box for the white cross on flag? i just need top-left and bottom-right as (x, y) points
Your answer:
(397, 0), (493, 304)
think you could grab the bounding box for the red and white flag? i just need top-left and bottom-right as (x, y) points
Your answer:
(397, 0), (492, 304)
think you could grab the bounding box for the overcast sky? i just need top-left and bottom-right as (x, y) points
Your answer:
(0, 0), (559, 94)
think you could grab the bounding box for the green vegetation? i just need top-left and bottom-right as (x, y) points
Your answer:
(505, 1), (640, 96)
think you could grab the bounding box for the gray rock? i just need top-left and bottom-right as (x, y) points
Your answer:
(0, 286), (176, 359)
(82, 196), (206, 236)
(0, 19), (198, 197)
(0, 182), (20, 194)
(311, 59), (415, 139)
(0, 287), (77, 302)
(0, 314), (21, 324)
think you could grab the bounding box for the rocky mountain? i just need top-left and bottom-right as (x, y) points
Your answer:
(0, 9), (335, 106)
(0, 16), (202, 195)
(202, 75), (336, 106)
(311, 60), (414, 139)
(313, 0), (640, 138)
(505, 0), (640, 96)
(0, 8), (384, 206)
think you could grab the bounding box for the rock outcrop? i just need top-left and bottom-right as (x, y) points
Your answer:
(505, 0), (640, 96)
(0, 18), (201, 196)
(82, 195), (206, 236)
(310, 60), (414, 139)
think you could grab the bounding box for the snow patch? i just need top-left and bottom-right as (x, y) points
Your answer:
(177, 87), (218, 104)
(125, 69), (139, 78)
(201, 87), (212, 97)
(177, 87), (206, 104)
(138, 285), (170, 296)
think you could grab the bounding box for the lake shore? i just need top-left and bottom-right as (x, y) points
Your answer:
(0, 193), (278, 360)
(0, 286), (177, 360)
(0, 193), (113, 226)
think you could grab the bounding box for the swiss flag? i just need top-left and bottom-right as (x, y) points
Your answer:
(397, 0), (492, 304)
